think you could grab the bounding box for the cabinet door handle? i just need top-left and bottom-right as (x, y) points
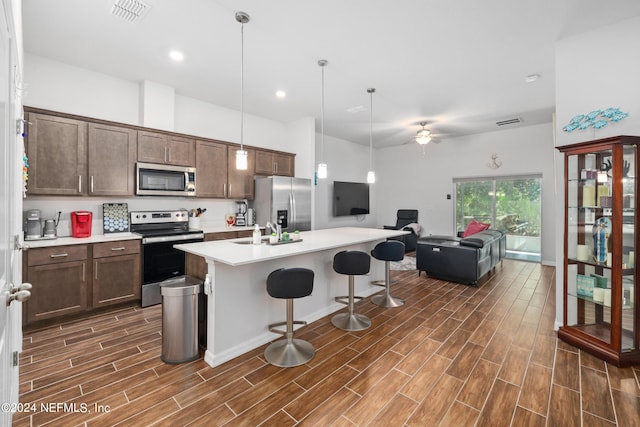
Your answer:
(78, 175), (82, 193)
(95, 261), (98, 279)
(82, 263), (86, 282)
(164, 147), (168, 163)
(50, 253), (69, 258)
(90, 176), (94, 193)
(111, 247), (126, 251)
(223, 183), (227, 197)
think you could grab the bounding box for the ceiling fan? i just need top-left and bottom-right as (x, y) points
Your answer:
(400, 121), (442, 145)
(414, 122), (432, 145)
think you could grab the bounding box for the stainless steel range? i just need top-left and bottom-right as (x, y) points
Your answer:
(130, 209), (204, 307)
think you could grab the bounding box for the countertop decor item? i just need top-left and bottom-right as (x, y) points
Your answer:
(102, 203), (129, 233)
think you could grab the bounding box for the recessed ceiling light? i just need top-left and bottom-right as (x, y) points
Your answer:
(525, 73), (540, 83)
(275, 90), (286, 98)
(169, 50), (184, 62)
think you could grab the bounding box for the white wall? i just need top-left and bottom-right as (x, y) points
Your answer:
(24, 54), (140, 125)
(375, 123), (556, 265)
(314, 133), (379, 230)
(22, 54), (316, 230)
(554, 16), (640, 328)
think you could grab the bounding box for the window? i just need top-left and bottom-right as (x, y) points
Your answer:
(455, 175), (542, 262)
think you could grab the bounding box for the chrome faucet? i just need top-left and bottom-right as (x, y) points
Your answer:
(266, 221), (282, 241)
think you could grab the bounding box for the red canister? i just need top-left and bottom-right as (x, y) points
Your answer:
(71, 211), (93, 237)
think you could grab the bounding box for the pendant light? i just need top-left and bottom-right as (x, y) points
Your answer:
(317, 59), (328, 179)
(366, 88), (376, 184)
(235, 11), (250, 170)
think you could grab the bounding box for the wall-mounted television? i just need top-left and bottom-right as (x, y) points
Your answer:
(333, 181), (370, 216)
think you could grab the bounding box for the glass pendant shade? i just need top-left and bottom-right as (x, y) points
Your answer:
(317, 163), (328, 179)
(367, 170), (376, 184)
(236, 149), (248, 170)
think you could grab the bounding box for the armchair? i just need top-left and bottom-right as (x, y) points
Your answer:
(383, 209), (420, 252)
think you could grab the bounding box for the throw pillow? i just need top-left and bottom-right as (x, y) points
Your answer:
(462, 219), (490, 237)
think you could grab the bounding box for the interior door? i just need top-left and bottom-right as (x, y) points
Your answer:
(0, 1), (24, 424)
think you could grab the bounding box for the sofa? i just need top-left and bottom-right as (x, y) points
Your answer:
(383, 209), (420, 253)
(416, 229), (506, 286)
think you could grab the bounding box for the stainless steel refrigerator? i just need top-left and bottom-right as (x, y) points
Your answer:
(252, 176), (312, 232)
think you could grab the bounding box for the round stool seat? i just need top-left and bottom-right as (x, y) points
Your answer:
(267, 268), (314, 299)
(371, 240), (405, 262)
(264, 267), (315, 368)
(333, 250), (370, 275)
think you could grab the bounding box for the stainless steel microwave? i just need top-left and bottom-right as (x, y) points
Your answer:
(136, 162), (196, 197)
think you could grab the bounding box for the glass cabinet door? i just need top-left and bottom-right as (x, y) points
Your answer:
(565, 144), (636, 352)
(566, 148), (614, 346)
(621, 144), (636, 352)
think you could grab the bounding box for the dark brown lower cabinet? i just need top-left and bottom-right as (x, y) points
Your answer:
(24, 240), (141, 326)
(93, 254), (141, 308)
(25, 245), (89, 323)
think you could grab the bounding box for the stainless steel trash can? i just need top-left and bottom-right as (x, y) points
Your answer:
(160, 276), (203, 364)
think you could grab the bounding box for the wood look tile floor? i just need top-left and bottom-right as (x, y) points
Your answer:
(15, 260), (640, 426)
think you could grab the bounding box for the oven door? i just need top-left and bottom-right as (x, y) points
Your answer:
(136, 162), (196, 197)
(141, 235), (203, 306)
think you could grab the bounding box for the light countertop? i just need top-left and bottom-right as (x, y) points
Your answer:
(22, 225), (260, 248)
(175, 227), (408, 266)
(24, 232), (142, 248)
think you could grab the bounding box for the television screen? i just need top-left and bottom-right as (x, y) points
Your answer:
(333, 181), (370, 216)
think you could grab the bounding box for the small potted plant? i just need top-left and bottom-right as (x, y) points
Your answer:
(292, 230), (301, 240)
(269, 232), (278, 244)
(281, 231), (290, 242)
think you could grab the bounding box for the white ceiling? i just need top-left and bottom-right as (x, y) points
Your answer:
(22, 0), (640, 147)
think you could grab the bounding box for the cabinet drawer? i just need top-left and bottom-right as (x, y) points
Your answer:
(28, 245), (88, 266)
(93, 240), (140, 258)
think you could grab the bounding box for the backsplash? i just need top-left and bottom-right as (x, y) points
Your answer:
(23, 196), (239, 237)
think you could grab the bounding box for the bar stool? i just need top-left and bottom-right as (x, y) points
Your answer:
(264, 268), (315, 367)
(332, 250), (371, 331)
(370, 240), (405, 308)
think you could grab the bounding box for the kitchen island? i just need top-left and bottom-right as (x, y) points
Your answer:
(175, 227), (409, 367)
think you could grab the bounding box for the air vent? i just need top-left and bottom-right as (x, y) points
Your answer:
(496, 117), (523, 127)
(110, 0), (150, 23)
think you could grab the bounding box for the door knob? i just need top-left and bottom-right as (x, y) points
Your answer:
(6, 283), (32, 306)
(12, 283), (32, 292)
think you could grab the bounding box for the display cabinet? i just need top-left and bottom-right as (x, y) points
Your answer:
(558, 135), (640, 366)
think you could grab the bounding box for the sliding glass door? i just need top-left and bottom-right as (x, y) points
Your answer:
(455, 175), (542, 262)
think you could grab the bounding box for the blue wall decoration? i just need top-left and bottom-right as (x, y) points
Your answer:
(562, 108), (629, 133)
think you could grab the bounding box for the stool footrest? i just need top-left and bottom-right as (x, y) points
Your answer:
(334, 295), (364, 306)
(370, 279), (397, 286)
(268, 320), (307, 336)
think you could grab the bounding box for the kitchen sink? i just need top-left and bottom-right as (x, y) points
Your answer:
(233, 237), (269, 245)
